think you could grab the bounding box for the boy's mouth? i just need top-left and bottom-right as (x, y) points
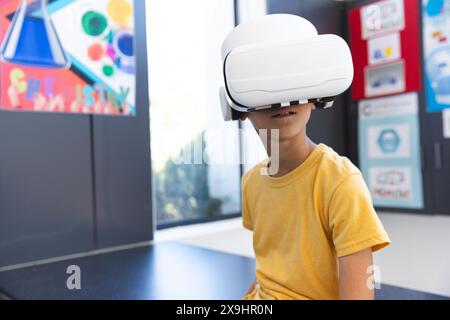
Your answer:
(271, 109), (297, 118)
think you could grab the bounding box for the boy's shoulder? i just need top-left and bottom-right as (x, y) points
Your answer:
(242, 159), (269, 187)
(318, 144), (361, 178)
(315, 144), (369, 201)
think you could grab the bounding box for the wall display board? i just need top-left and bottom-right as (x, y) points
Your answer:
(358, 92), (424, 209)
(349, 0), (422, 100)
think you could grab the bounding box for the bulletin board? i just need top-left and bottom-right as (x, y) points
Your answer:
(358, 92), (424, 209)
(0, 0), (136, 116)
(422, 0), (450, 112)
(348, 0), (422, 101)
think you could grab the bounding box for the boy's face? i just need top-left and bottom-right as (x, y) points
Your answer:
(243, 103), (314, 141)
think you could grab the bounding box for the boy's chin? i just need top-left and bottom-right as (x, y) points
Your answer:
(258, 122), (305, 141)
(272, 128), (303, 142)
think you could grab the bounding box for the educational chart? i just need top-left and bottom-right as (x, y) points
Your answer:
(358, 92), (424, 209)
(348, 0), (422, 100)
(0, 0), (135, 116)
(422, 0), (450, 112)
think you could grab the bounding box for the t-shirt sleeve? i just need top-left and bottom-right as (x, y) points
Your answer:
(328, 173), (390, 258)
(242, 171), (253, 231)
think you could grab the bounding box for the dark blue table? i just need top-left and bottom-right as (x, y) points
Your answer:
(0, 242), (448, 300)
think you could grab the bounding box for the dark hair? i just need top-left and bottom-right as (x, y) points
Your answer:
(232, 108), (244, 121)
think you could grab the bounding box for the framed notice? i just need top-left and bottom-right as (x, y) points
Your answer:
(358, 92), (424, 209)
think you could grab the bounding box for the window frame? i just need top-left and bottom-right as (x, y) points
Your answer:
(151, 0), (244, 230)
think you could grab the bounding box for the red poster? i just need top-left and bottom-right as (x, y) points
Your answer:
(348, 0), (422, 100)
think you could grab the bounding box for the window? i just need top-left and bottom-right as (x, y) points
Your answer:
(146, 0), (241, 227)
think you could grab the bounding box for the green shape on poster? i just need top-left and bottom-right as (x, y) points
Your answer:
(82, 11), (108, 36)
(103, 65), (114, 77)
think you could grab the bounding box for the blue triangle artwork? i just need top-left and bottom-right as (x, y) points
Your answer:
(0, 0), (136, 116)
(0, 0), (69, 68)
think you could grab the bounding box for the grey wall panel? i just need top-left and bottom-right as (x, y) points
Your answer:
(0, 0), (152, 267)
(0, 113), (95, 267)
(300, 0), (348, 156)
(267, 0), (303, 15)
(93, 0), (153, 248)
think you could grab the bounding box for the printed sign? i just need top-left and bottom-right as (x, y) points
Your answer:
(369, 166), (413, 202)
(365, 60), (405, 97)
(361, 0), (405, 39)
(367, 124), (410, 159)
(368, 32), (401, 65)
(358, 92), (423, 208)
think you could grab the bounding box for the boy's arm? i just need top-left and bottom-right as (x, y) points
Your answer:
(338, 248), (374, 300)
(245, 279), (257, 297)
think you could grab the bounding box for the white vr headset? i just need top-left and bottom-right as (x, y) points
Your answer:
(220, 14), (354, 121)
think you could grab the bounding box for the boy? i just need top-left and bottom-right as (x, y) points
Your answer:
(220, 15), (390, 300)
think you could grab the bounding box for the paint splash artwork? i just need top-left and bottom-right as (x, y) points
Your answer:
(0, 0), (136, 116)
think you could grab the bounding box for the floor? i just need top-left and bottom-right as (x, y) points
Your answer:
(0, 242), (256, 300)
(0, 241), (447, 300)
(1, 212), (449, 299)
(155, 212), (450, 298)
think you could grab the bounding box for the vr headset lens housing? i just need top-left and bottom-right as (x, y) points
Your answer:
(220, 14), (354, 121)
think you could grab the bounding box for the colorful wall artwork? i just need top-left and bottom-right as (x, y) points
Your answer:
(0, 0), (136, 116)
(358, 92), (424, 209)
(422, 0), (450, 112)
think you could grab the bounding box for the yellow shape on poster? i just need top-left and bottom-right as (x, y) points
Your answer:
(10, 68), (27, 93)
(107, 0), (132, 27)
(385, 47), (392, 57)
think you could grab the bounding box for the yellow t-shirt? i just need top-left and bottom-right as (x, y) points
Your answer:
(242, 143), (390, 300)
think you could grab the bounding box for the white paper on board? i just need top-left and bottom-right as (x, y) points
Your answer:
(367, 123), (411, 159)
(358, 90), (418, 120)
(443, 108), (450, 139)
(369, 166), (413, 202)
(360, 0), (405, 40)
(358, 92), (423, 209)
(364, 60), (405, 97)
(368, 32), (401, 65)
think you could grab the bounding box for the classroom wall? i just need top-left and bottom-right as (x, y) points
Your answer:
(266, 0), (450, 216)
(0, 0), (153, 268)
(345, 0), (450, 216)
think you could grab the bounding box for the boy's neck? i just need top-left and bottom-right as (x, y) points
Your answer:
(268, 133), (317, 177)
